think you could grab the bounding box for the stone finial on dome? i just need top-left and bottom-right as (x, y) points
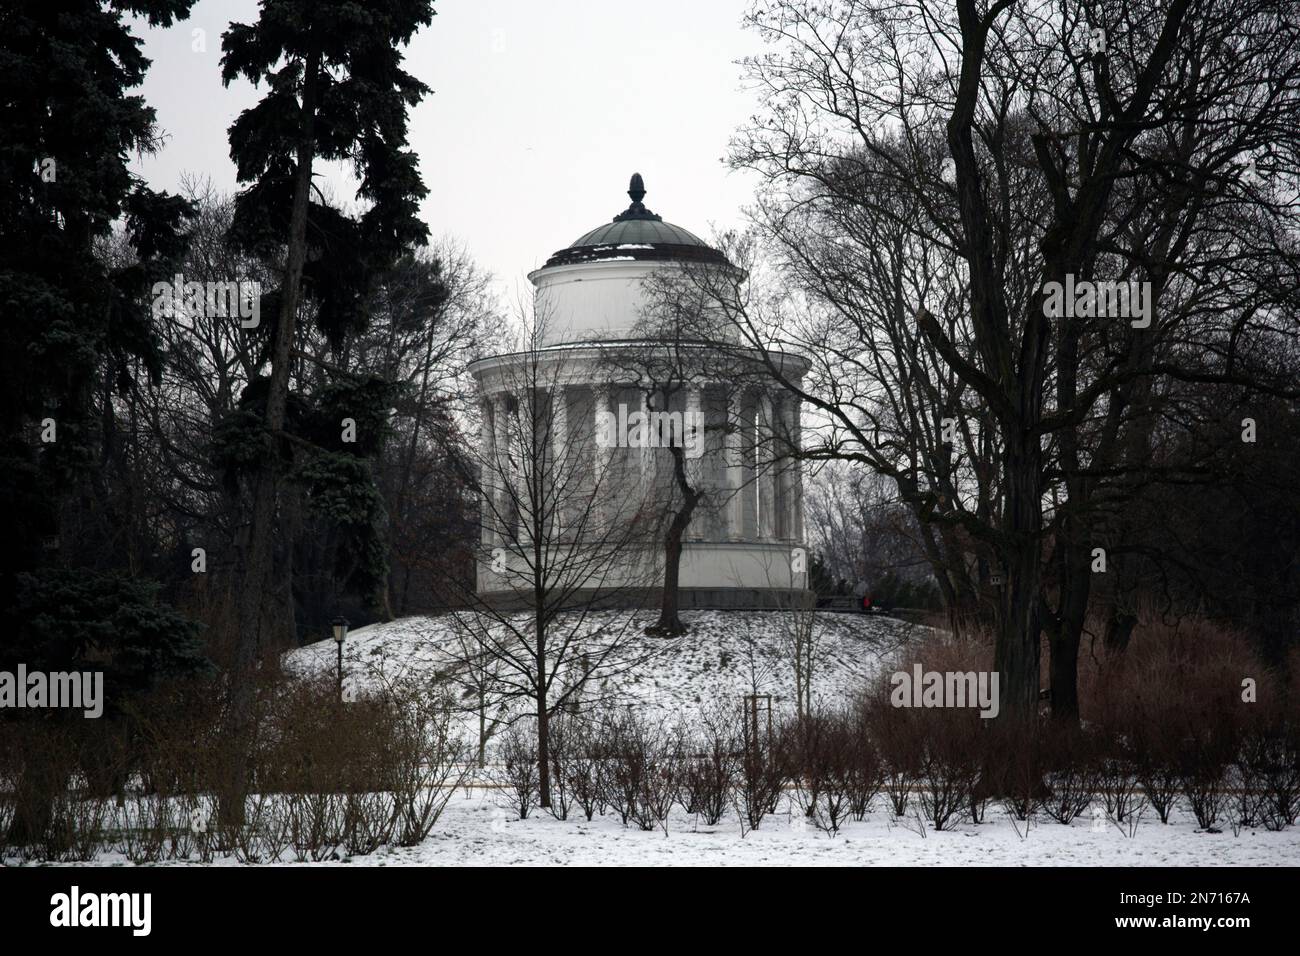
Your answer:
(613, 172), (662, 223)
(628, 172), (646, 204)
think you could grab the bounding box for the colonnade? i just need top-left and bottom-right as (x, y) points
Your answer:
(478, 382), (803, 548)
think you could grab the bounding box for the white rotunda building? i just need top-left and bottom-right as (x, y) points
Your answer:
(470, 174), (810, 610)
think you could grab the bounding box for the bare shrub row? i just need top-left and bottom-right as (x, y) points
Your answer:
(495, 702), (886, 837)
(492, 640), (1300, 839)
(0, 671), (469, 863)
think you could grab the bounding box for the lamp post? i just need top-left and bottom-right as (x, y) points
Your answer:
(331, 616), (349, 702)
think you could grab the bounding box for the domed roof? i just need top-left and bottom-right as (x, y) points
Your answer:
(569, 217), (710, 249)
(542, 173), (730, 269)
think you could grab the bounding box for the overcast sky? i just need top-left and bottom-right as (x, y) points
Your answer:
(130, 0), (762, 304)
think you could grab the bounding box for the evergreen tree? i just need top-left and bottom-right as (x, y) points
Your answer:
(0, 0), (205, 845)
(218, 0), (435, 821)
(0, 0), (196, 617)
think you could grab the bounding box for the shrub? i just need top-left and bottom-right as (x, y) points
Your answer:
(1252, 731), (1300, 830)
(866, 699), (921, 817)
(495, 722), (540, 820)
(734, 712), (788, 835)
(846, 707), (885, 821)
(1, 666), (466, 863)
(1040, 726), (1103, 825)
(286, 790), (344, 862)
(679, 708), (740, 827)
(596, 709), (678, 833)
(985, 719), (1047, 822)
(1094, 734), (1147, 826)
(788, 708), (860, 836)
(1133, 729), (1182, 824)
(562, 722), (604, 822)
(635, 725), (681, 835)
(602, 709), (650, 827)
(545, 714), (575, 821)
(389, 680), (470, 846)
(1177, 722), (1238, 832)
(1091, 620), (1248, 825)
(818, 712), (870, 835)
(914, 708), (982, 831)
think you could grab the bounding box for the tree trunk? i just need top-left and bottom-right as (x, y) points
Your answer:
(1103, 609), (1137, 654)
(653, 512), (690, 636)
(5, 732), (59, 847)
(1048, 623), (1082, 723)
(995, 431), (1044, 724)
(996, 548), (1042, 724)
(651, 446), (700, 636)
(478, 694), (487, 769)
(1048, 530), (1092, 724)
(536, 693), (551, 808)
(946, 1), (1043, 723)
(221, 40), (321, 827)
(535, 602), (551, 808)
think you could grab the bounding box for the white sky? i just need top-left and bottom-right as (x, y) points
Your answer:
(130, 0), (763, 304)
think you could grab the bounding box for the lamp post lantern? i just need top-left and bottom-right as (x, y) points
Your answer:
(331, 616), (349, 702)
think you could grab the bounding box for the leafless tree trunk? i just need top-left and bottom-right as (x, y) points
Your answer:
(607, 279), (794, 635)
(441, 310), (659, 807)
(224, 41), (321, 825)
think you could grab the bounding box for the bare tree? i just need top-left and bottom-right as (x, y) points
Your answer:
(440, 311), (661, 806)
(449, 624), (509, 768)
(315, 240), (503, 617)
(598, 271), (808, 635)
(681, 0), (1300, 723)
(805, 462), (948, 607)
(779, 587), (823, 719)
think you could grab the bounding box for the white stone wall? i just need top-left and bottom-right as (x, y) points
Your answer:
(470, 250), (809, 601)
(530, 259), (666, 345)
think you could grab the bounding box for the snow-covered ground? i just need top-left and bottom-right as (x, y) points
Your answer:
(22, 609), (1273, 867)
(57, 789), (1300, 867)
(352, 790), (1300, 867)
(287, 608), (924, 731)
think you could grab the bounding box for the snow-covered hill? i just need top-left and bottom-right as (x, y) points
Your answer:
(286, 608), (928, 728)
